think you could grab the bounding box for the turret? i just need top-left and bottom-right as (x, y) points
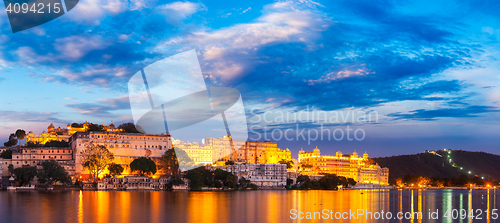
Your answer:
(352, 150), (358, 158)
(298, 148), (305, 154)
(313, 146), (320, 154)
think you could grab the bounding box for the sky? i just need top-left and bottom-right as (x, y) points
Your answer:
(0, 0), (499, 158)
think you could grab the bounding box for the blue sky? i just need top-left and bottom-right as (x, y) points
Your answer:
(0, 0), (499, 158)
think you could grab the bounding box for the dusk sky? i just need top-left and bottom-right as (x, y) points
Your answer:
(0, 0), (499, 158)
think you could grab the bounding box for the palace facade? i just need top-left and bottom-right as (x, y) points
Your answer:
(298, 147), (389, 185)
(26, 121), (123, 145)
(174, 135), (292, 166)
(0, 147), (75, 178)
(70, 131), (172, 178)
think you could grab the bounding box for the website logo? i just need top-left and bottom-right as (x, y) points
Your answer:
(3, 0), (79, 33)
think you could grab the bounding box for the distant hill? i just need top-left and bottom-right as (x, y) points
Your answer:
(372, 150), (500, 183)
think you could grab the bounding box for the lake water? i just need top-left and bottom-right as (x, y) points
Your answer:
(0, 189), (498, 223)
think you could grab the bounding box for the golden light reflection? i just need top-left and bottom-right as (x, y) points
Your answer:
(487, 189), (490, 223)
(400, 190), (403, 223)
(151, 192), (160, 223)
(119, 192), (130, 223)
(187, 192), (221, 223)
(78, 190), (83, 223)
(266, 191), (279, 223)
(62, 189), (487, 223)
(469, 189), (473, 223)
(418, 190), (422, 223)
(410, 190), (414, 223)
(96, 191), (110, 223)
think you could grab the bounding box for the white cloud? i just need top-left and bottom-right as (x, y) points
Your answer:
(102, 0), (129, 14)
(64, 0), (106, 25)
(64, 0), (157, 25)
(157, 1), (331, 83)
(53, 35), (110, 61)
(241, 7), (251, 14)
(16, 47), (55, 64)
(307, 68), (374, 85)
(157, 1), (205, 24)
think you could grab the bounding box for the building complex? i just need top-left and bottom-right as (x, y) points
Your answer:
(298, 147), (389, 185)
(1, 122), (389, 186)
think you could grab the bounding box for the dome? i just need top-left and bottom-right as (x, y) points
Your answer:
(313, 146), (320, 153)
(298, 148), (305, 154)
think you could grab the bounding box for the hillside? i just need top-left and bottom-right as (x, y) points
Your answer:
(373, 150), (500, 182)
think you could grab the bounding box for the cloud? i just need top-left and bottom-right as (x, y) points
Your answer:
(64, 0), (156, 25)
(0, 111), (66, 123)
(157, 1), (331, 84)
(54, 35), (111, 61)
(63, 95), (131, 117)
(157, 1), (205, 24)
(306, 67), (374, 85)
(388, 105), (500, 121)
(241, 7), (251, 14)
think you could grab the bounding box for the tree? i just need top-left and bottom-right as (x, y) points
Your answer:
(14, 129), (26, 146)
(418, 176), (431, 186)
(130, 157), (157, 176)
(278, 159), (293, 169)
(160, 148), (194, 176)
(87, 123), (104, 132)
(8, 164), (14, 174)
(225, 160), (235, 166)
(4, 133), (18, 147)
(71, 123), (83, 128)
(238, 177), (251, 188)
(347, 178), (357, 187)
(395, 178), (404, 187)
(117, 122), (141, 133)
(470, 177), (485, 186)
(318, 174), (341, 190)
(11, 166), (38, 186)
(37, 160), (71, 186)
(81, 145), (114, 182)
(185, 169), (204, 190)
(0, 149), (12, 159)
(300, 164), (313, 170)
(297, 175), (310, 184)
(455, 174), (469, 186)
(108, 163), (124, 177)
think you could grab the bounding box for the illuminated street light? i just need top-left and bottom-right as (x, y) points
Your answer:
(468, 171), (472, 174)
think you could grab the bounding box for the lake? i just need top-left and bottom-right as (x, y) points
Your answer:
(0, 189), (498, 223)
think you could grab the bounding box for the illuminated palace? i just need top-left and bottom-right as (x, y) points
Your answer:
(0, 147), (75, 178)
(174, 135), (292, 166)
(26, 121), (123, 145)
(298, 147), (389, 185)
(70, 131), (172, 178)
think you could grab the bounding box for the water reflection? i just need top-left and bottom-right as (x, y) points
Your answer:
(0, 190), (499, 223)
